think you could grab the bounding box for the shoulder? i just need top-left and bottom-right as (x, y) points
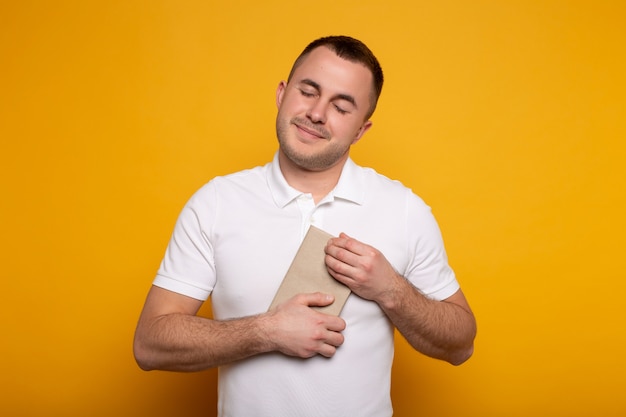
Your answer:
(355, 163), (429, 209)
(214, 164), (268, 188)
(188, 163), (269, 202)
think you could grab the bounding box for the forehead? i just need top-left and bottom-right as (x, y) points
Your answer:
(290, 47), (373, 101)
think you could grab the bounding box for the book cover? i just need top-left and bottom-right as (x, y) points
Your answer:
(268, 226), (351, 316)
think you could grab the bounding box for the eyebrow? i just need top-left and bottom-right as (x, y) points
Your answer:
(299, 78), (358, 108)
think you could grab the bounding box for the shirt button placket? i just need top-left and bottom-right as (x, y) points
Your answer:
(296, 194), (315, 240)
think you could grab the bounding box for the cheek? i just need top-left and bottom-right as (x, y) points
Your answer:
(330, 119), (363, 141)
(280, 92), (307, 111)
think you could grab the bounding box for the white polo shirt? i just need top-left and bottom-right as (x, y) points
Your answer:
(154, 152), (459, 417)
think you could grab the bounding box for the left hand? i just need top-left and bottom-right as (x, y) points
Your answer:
(324, 233), (401, 304)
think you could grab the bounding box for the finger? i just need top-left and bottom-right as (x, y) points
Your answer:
(316, 330), (345, 358)
(327, 234), (352, 251)
(324, 330), (345, 349)
(318, 344), (338, 358)
(293, 292), (335, 307)
(325, 251), (359, 279)
(325, 316), (347, 332)
(326, 241), (360, 268)
(338, 233), (363, 253)
(330, 233), (370, 259)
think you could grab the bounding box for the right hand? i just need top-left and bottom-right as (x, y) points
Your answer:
(264, 292), (346, 358)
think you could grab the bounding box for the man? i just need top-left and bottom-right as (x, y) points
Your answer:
(134, 35), (476, 416)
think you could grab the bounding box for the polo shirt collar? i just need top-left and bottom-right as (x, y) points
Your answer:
(267, 151), (365, 208)
(332, 157), (365, 205)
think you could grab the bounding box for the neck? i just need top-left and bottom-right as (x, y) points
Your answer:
(278, 151), (348, 204)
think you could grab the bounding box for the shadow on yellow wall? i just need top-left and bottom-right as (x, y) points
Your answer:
(1, 1), (625, 416)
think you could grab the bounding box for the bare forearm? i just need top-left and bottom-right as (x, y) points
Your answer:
(379, 278), (476, 365)
(134, 313), (271, 372)
(133, 288), (346, 371)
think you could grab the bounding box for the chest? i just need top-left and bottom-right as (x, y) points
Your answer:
(208, 197), (410, 320)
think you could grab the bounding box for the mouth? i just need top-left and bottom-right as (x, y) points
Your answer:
(292, 118), (330, 140)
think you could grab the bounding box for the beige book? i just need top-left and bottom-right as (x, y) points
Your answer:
(268, 226), (351, 316)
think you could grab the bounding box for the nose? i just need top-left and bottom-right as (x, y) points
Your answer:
(306, 98), (328, 124)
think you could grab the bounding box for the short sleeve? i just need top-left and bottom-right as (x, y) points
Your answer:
(404, 193), (460, 301)
(153, 182), (217, 301)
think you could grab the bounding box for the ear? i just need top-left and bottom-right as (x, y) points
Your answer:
(352, 120), (373, 144)
(276, 81), (287, 108)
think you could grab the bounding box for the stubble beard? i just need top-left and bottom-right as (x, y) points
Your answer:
(276, 116), (350, 172)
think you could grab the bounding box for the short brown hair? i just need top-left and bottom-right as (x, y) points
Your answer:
(287, 36), (384, 118)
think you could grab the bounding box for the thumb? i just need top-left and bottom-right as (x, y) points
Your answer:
(298, 292), (335, 307)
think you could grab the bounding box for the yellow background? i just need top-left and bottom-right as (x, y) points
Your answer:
(1, 1), (625, 416)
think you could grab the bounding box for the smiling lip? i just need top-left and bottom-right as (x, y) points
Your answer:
(292, 119), (330, 140)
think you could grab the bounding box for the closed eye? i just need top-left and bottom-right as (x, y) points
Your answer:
(333, 104), (348, 115)
(297, 83), (318, 98)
